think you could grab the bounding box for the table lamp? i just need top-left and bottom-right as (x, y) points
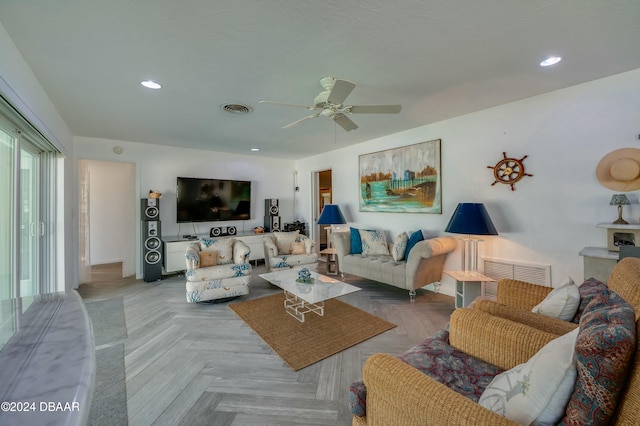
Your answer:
(610, 194), (630, 225)
(445, 203), (498, 274)
(317, 205), (346, 248)
(317, 204), (346, 226)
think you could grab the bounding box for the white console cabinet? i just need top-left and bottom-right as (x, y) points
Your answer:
(162, 233), (272, 273)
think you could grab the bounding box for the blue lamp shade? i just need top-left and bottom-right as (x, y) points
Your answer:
(445, 203), (498, 236)
(317, 204), (347, 225)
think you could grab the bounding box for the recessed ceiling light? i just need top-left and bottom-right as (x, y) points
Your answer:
(251, 148), (260, 152)
(540, 56), (562, 67)
(141, 80), (162, 89)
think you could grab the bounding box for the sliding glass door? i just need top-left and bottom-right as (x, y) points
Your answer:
(0, 108), (55, 351)
(0, 123), (16, 348)
(20, 145), (40, 312)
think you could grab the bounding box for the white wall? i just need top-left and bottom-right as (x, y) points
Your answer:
(295, 69), (640, 296)
(75, 137), (297, 277)
(87, 160), (135, 265)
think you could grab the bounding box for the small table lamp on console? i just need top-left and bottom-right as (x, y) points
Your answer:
(610, 194), (631, 225)
(445, 203), (498, 275)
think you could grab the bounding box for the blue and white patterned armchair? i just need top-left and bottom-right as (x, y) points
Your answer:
(185, 238), (252, 303)
(262, 231), (318, 272)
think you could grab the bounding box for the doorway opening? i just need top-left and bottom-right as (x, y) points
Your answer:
(78, 160), (136, 285)
(315, 169), (333, 250)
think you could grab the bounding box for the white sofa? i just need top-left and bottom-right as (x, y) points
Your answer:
(185, 238), (252, 303)
(331, 229), (456, 299)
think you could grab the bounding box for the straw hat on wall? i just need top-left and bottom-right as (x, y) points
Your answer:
(596, 148), (640, 192)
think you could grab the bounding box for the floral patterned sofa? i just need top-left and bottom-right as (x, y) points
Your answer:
(185, 238), (252, 303)
(262, 230), (318, 272)
(349, 257), (640, 425)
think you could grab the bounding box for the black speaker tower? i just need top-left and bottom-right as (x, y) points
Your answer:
(264, 198), (281, 232)
(141, 198), (163, 282)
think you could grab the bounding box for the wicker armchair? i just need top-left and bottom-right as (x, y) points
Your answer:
(352, 258), (640, 426)
(471, 279), (579, 336)
(354, 308), (557, 425)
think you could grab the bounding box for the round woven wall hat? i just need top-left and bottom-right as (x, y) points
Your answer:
(596, 148), (640, 191)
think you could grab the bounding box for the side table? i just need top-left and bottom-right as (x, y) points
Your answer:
(444, 271), (495, 308)
(319, 248), (338, 275)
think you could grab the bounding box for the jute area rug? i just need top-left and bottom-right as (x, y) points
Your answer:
(229, 293), (396, 371)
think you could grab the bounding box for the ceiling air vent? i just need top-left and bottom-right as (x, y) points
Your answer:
(221, 103), (252, 114)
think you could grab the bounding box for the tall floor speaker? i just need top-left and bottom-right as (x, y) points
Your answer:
(265, 198), (279, 216)
(141, 198), (162, 282)
(264, 198), (280, 232)
(264, 215), (281, 232)
(141, 197), (160, 220)
(142, 220), (163, 282)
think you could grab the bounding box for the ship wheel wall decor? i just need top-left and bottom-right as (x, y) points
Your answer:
(487, 152), (533, 191)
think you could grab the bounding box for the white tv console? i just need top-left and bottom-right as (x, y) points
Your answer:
(162, 232), (272, 274)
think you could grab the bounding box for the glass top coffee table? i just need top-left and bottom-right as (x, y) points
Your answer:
(259, 268), (361, 322)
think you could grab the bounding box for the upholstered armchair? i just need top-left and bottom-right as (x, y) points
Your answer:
(185, 238), (252, 303)
(262, 231), (318, 272)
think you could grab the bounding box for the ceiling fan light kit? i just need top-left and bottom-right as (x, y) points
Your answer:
(260, 77), (401, 132)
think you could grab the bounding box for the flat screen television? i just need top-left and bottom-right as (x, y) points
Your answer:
(176, 177), (251, 223)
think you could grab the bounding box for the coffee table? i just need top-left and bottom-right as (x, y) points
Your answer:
(259, 268), (361, 322)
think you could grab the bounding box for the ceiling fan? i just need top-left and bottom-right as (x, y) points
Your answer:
(259, 77), (401, 132)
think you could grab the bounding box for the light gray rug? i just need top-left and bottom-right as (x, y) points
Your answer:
(85, 297), (128, 346)
(84, 297), (129, 425)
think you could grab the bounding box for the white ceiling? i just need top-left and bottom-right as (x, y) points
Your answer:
(1, 1), (639, 159)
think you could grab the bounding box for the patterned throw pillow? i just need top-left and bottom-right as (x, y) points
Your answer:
(359, 229), (389, 256)
(199, 238), (234, 265)
(199, 251), (217, 267)
(560, 290), (636, 426)
(531, 278), (580, 320)
(391, 232), (409, 261)
(479, 327), (580, 425)
(349, 330), (505, 418)
(571, 278), (607, 323)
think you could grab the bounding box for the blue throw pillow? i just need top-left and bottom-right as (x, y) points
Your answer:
(405, 230), (424, 258)
(350, 227), (363, 254)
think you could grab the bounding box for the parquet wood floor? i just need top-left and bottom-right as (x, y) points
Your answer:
(78, 262), (454, 425)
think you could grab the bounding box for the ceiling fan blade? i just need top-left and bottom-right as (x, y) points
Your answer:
(259, 100), (318, 110)
(326, 79), (356, 105)
(281, 113), (322, 129)
(332, 113), (358, 131)
(348, 105), (402, 114)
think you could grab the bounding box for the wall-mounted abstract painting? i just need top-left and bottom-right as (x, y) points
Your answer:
(359, 139), (441, 214)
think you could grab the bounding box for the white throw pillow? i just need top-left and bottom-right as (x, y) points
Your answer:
(359, 229), (389, 256)
(391, 232), (409, 261)
(478, 327), (579, 426)
(531, 278), (580, 321)
(273, 231), (300, 255)
(303, 237), (315, 254)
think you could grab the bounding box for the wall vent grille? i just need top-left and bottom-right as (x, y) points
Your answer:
(482, 258), (551, 300)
